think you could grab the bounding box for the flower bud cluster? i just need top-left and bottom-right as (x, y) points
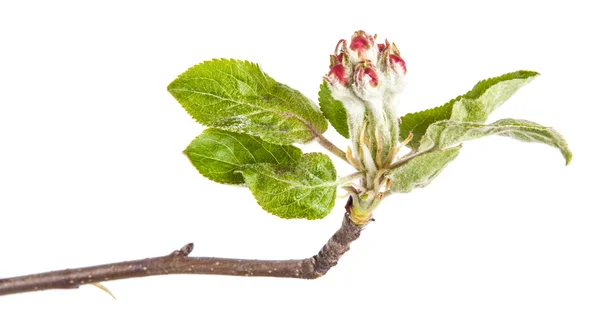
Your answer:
(324, 31), (407, 181)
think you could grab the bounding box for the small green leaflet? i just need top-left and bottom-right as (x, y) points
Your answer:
(241, 153), (337, 220)
(184, 128), (302, 185)
(419, 118), (572, 165)
(386, 146), (462, 193)
(318, 81), (349, 138)
(168, 59), (328, 145)
(399, 70), (539, 149)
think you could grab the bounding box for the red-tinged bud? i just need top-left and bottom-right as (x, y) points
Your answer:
(364, 68), (379, 87)
(327, 64), (348, 86)
(350, 35), (370, 53)
(342, 30), (378, 65)
(379, 41), (407, 76)
(389, 54), (407, 74)
(354, 61), (379, 88)
(326, 31), (406, 104)
(325, 31), (407, 175)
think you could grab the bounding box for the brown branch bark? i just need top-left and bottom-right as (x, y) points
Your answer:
(0, 198), (364, 296)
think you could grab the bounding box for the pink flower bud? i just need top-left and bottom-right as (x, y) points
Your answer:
(327, 64), (348, 86)
(324, 31), (407, 174)
(326, 49), (353, 88)
(343, 30), (378, 65)
(389, 54), (407, 74)
(325, 31), (406, 102)
(382, 42), (406, 75)
(354, 61), (379, 88)
(349, 31), (373, 56)
(378, 41), (406, 74)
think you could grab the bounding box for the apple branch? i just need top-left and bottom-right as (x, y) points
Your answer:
(0, 198), (363, 296)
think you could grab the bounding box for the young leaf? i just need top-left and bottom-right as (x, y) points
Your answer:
(184, 128), (302, 185)
(318, 81), (349, 138)
(399, 102), (453, 150)
(386, 145), (462, 193)
(168, 59), (328, 145)
(399, 71), (539, 149)
(240, 153), (337, 220)
(450, 71), (539, 122)
(419, 118), (572, 165)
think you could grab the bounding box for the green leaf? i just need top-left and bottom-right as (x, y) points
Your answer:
(399, 70), (539, 149)
(184, 128), (302, 185)
(168, 59), (328, 144)
(399, 101), (453, 150)
(241, 153), (337, 220)
(318, 81), (349, 138)
(386, 145), (462, 193)
(419, 118), (572, 165)
(450, 71), (539, 122)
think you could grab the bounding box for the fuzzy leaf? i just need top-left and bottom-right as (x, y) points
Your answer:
(450, 71), (539, 122)
(399, 102), (453, 150)
(419, 118), (572, 165)
(168, 59), (328, 144)
(318, 81), (349, 138)
(386, 146), (462, 193)
(184, 128), (302, 185)
(241, 153), (337, 220)
(400, 70), (539, 149)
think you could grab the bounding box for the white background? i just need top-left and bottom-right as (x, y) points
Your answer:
(0, 1), (598, 320)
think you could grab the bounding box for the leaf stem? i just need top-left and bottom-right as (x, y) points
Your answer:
(311, 130), (350, 164)
(387, 149), (425, 171)
(337, 172), (365, 185)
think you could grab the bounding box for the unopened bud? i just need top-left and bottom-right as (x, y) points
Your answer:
(354, 61), (379, 88)
(324, 31), (407, 174)
(347, 30), (379, 64)
(327, 64), (348, 87)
